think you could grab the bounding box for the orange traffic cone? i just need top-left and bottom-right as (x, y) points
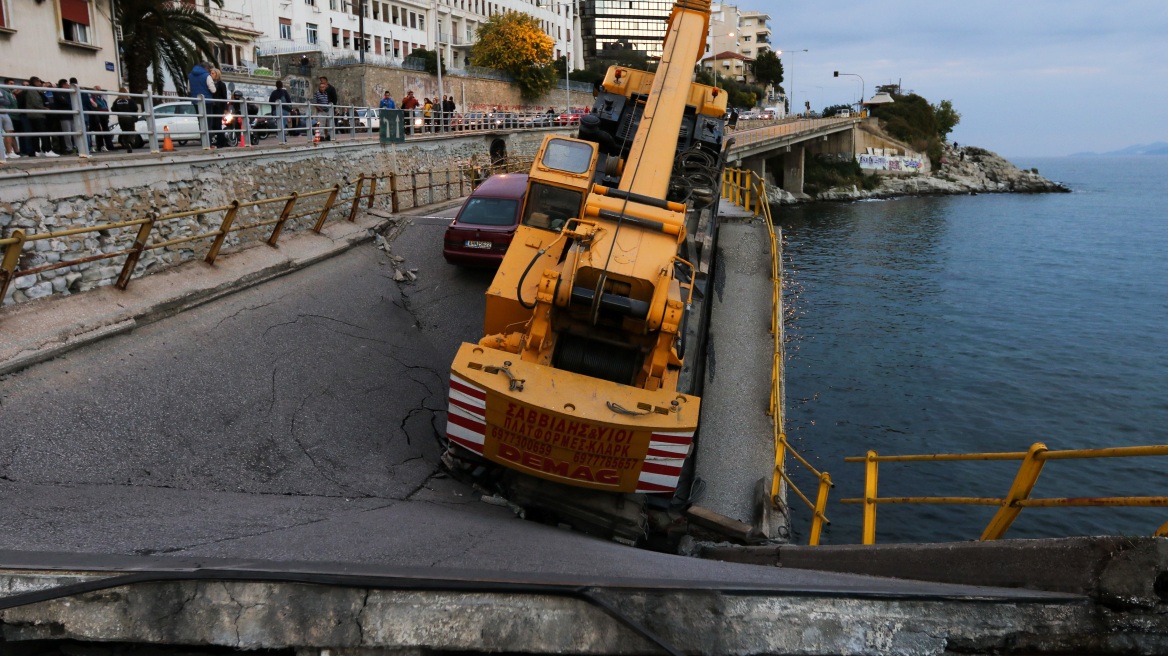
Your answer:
(238, 128), (247, 148)
(162, 125), (174, 152)
(313, 126), (321, 144)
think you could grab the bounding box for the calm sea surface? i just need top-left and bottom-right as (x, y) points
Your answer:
(778, 156), (1168, 544)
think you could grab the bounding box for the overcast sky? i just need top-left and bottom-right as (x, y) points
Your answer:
(729, 0), (1168, 157)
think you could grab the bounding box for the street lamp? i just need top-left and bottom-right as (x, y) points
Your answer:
(778, 48), (807, 116)
(833, 71), (865, 109)
(711, 31), (734, 87)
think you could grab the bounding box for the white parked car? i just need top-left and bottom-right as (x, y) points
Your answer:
(109, 101), (203, 147)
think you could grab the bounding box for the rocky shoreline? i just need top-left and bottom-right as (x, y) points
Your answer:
(766, 143), (1071, 204)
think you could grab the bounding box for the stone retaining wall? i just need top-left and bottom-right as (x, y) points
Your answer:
(0, 129), (564, 305)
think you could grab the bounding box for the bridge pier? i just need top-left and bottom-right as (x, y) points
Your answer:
(780, 144), (805, 196)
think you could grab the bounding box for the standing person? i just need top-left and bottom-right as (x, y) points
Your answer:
(379, 91), (396, 109)
(422, 97), (433, 133)
(210, 68), (229, 147)
(24, 78), (55, 157)
(0, 80), (19, 158)
(268, 80), (292, 140)
(400, 90), (418, 134)
(111, 88), (138, 154)
(443, 95), (455, 132)
(312, 76), (337, 140)
(187, 61), (215, 139)
(91, 85), (114, 152)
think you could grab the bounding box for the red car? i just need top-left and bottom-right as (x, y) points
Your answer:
(443, 173), (528, 266)
(555, 108), (587, 126)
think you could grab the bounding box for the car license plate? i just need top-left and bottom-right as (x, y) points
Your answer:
(465, 240), (492, 249)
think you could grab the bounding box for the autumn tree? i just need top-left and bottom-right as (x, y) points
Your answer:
(471, 13), (556, 100)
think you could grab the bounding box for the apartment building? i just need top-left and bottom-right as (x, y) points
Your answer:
(0, 0), (121, 89)
(246, 0), (579, 73)
(700, 3), (771, 85)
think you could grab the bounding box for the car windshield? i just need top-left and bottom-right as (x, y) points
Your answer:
(458, 197), (520, 226)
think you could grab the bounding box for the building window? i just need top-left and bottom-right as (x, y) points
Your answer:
(330, 0), (339, 9)
(332, 27), (340, 47)
(343, 29), (351, 48)
(279, 17), (292, 39)
(306, 0), (316, 5)
(60, 0), (94, 45)
(392, 5), (399, 25)
(306, 22), (319, 44)
(0, 0), (9, 29)
(417, 15), (424, 30)
(742, 35), (750, 42)
(409, 11), (416, 29)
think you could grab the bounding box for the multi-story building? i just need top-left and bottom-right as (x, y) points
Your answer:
(578, 0), (671, 69)
(0, 0), (121, 89)
(247, 0), (578, 73)
(700, 3), (771, 87)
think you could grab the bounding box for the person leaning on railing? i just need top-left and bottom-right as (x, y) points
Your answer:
(111, 89), (138, 154)
(0, 81), (19, 158)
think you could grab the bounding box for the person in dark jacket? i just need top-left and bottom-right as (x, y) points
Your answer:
(268, 80), (292, 139)
(23, 77), (54, 156)
(110, 88), (139, 153)
(210, 68), (229, 147)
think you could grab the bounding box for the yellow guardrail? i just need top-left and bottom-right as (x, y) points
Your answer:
(0, 157), (533, 310)
(729, 116), (862, 148)
(842, 443), (1168, 544)
(721, 166), (832, 546)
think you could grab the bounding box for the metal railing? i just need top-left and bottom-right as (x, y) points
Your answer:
(842, 443), (1168, 544)
(0, 83), (570, 164)
(721, 167), (833, 546)
(729, 116), (861, 149)
(0, 161), (523, 308)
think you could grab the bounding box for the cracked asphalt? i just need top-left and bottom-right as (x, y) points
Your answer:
(0, 205), (1092, 601)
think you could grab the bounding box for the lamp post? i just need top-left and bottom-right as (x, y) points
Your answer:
(833, 71), (865, 109)
(711, 31), (734, 87)
(778, 48), (807, 116)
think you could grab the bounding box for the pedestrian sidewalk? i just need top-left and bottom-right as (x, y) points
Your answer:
(0, 201), (460, 378)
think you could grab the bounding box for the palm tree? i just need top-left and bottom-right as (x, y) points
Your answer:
(117, 0), (227, 94)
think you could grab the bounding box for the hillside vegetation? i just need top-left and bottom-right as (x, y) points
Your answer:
(869, 93), (960, 167)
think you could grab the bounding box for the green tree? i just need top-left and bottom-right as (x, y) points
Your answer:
(751, 50), (783, 88)
(117, 0), (226, 94)
(933, 99), (961, 138)
(871, 93), (947, 166)
(471, 13), (556, 100)
(822, 103), (852, 118)
(408, 48), (446, 76)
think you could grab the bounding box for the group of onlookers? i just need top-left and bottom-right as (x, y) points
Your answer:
(1, 76), (143, 158)
(378, 90), (457, 133)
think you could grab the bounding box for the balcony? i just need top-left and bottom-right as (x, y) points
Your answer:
(197, 6), (263, 36)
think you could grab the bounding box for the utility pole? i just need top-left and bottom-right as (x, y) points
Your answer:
(359, 0), (366, 63)
(433, 0), (444, 109)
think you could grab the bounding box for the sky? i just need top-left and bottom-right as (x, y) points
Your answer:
(729, 0), (1168, 157)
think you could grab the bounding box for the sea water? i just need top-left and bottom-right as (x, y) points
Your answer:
(778, 156), (1168, 544)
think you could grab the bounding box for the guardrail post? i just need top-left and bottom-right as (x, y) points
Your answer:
(367, 175), (378, 209)
(144, 88), (160, 153)
(205, 201), (240, 264)
(242, 104), (253, 146)
(276, 100), (286, 143)
(348, 173), (366, 222)
(389, 172), (399, 213)
(809, 472), (833, 546)
(981, 442), (1049, 541)
(116, 213), (157, 289)
(268, 192), (299, 245)
(312, 183), (342, 232)
(71, 84), (91, 159)
(862, 450), (879, 545)
(459, 167), (466, 197)
(198, 97), (211, 150)
(0, 229), (27, 303)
